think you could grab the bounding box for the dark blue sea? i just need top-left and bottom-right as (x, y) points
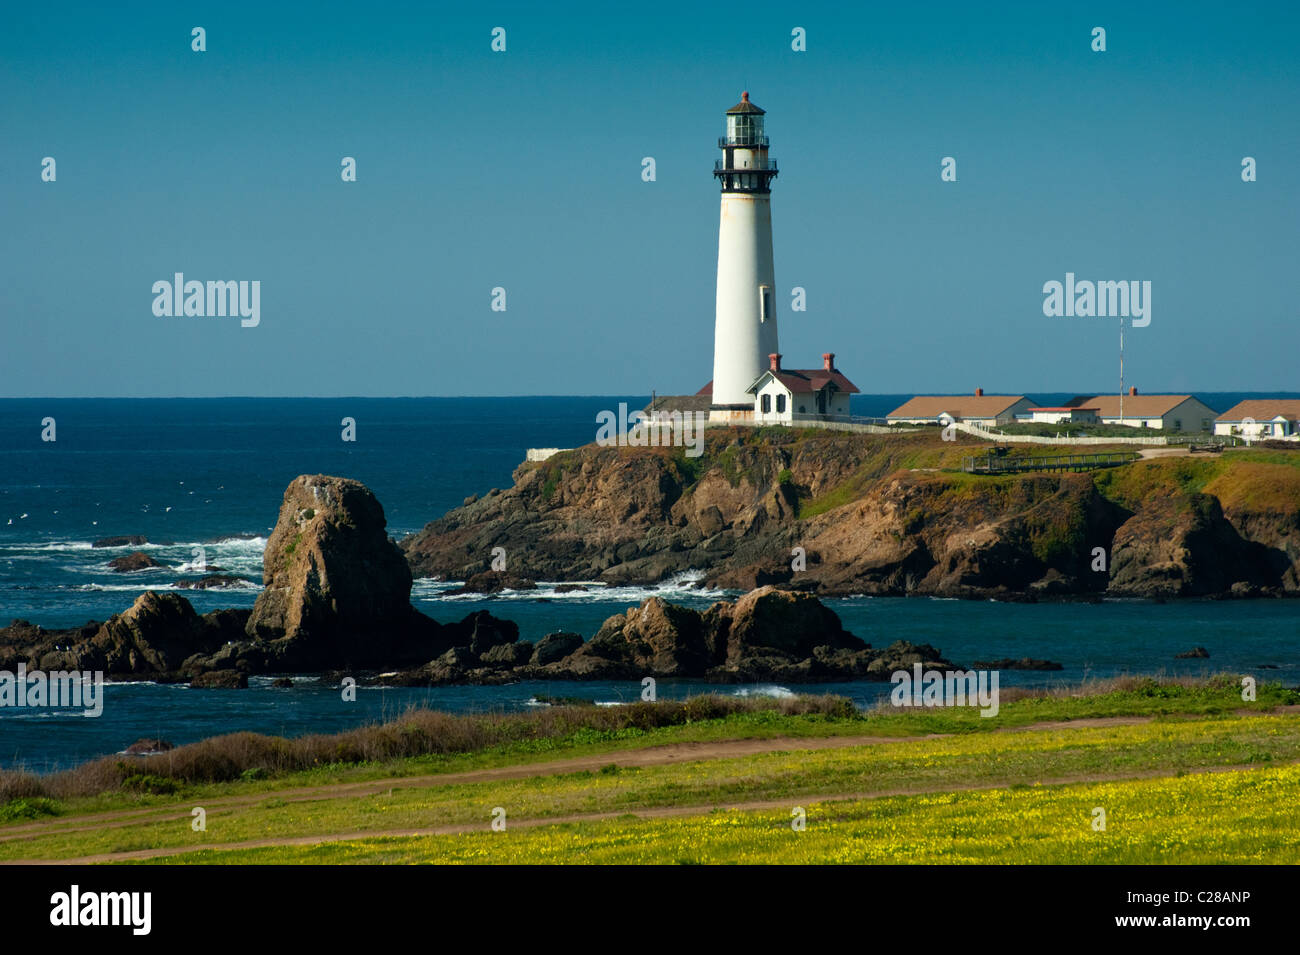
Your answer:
(1, 395), (1297, 770)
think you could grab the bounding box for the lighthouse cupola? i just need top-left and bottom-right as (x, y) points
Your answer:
(714, 91), (778, 194)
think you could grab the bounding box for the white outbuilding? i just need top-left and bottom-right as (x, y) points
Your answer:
(1214, 400), (1300, 438)
(748, 353), (859, 425)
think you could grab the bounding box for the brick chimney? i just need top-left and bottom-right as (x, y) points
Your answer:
(975, 387), (984, 397)
(769, 353), (782, 372)
(1129, 386), (1138, 396)
(822, 352), (835, 371)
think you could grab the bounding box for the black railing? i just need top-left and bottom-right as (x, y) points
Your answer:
(719, 135), (770, 148)
(962, 452), (1140, 474)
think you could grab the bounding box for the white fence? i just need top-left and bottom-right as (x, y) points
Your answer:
(954, 421), (1254, 447)
(739, 413), (895, 434)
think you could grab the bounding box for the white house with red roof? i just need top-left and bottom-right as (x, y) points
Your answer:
(747, 352), (860, 424)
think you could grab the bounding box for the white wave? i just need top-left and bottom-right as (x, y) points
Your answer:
(0, 541), (95, 553)
(413, 568), (732, 605)
(731, 685), (795, 699)
(73, 580), (261, 593)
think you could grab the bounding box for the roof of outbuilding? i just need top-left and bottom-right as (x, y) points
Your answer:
(886, 395), (1028, 419)
(1065, 394), (1199, 417)
(1215, 399), (1300, 422)
(747, 368), (860, 395)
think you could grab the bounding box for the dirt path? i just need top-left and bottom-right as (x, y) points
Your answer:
(1138, 447), (1191, 459)
(18, 758), (1292, 866)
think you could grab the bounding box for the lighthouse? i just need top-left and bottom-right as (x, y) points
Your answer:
(709, 92), (781, 423)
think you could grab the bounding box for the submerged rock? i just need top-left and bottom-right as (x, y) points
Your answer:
(176, 574), (247, 589)
(972, 657), (1064, 671)
(108, 551), (162, 572)
(93, 535), (148, 548)
(190, 669), (248, 689)
(125, 738), (174, 755)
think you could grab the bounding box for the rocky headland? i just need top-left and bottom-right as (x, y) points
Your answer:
(401, 429), (1300, 599)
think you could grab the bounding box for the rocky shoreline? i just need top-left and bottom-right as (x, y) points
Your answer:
(8, 426), (1296, 689)
(0, 474), (952, 688)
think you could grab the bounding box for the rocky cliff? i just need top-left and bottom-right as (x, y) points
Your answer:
(401, 430), (1300, 599)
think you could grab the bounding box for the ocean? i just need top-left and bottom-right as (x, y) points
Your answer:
(1, 395), (1297, 770)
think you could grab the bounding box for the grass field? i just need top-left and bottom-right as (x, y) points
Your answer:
(2, 677), (1297, 864)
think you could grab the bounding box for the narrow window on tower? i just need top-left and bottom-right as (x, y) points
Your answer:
(759, 286), (772, 323)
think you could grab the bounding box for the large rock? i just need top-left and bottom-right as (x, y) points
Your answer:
(531, 631), (584, 665)
(246, 475), (423, 666)
(584, 597), (713, 676)
(543, 586), (946, 683)
(86, 591), (217, 674)
(719, 586), (860, 664)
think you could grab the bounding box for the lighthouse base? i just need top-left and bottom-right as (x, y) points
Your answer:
(708, 405), (755, 425)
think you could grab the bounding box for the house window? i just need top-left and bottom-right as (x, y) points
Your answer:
(759, 286), (772, 323)
(1201, 419), (1209, 430)
(1173, 420), (1181, 431)
(761, 393), (771, 413)
(776, 394), (786, 413)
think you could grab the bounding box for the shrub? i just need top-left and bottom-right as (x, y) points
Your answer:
(0, 797), (62, 822)
(121, 774), (180, 795)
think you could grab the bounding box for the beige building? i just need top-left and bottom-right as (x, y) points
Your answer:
(1063, 389), (1217, 431)
(1026, 406), (1099, 424)
(886, 389), (1033, 427)
(1214, 399), (1300, 438)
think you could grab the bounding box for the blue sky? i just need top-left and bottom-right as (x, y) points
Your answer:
(2, 0), (1296, 397)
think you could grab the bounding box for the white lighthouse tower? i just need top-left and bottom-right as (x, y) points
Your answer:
(709, 92), (780, 423)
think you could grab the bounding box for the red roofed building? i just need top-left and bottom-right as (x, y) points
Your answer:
(746, 352), (860, 423)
